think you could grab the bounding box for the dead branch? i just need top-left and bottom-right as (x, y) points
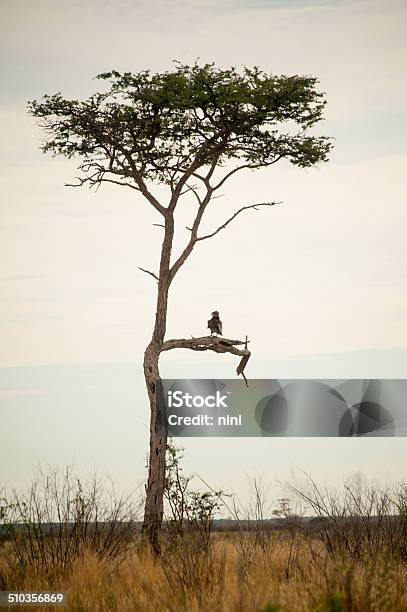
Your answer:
(161, 336), (248, 351)
(161, 335), (251, 385)
(197, 201), (282, 241)
(138, 267), (159, 282)
(65, 177), (87, 188)
(236, 353), (251, 388)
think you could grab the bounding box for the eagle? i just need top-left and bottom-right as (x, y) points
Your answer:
(208, 310), (223, 336)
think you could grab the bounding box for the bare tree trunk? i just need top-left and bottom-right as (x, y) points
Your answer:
(142, 215), (173, 552)
(142, 341), (167, 554)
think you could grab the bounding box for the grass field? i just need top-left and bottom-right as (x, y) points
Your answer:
(1, 458), (407, 611)
(1, 531), (407, 611)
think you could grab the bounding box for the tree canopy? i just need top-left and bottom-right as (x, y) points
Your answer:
(28, 62), (332, 205)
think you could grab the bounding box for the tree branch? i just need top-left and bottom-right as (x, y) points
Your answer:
(66, 177), (140, 191)
(178, 182), (204, 207)
(93, 178), (140, 190)
(65, 177), (86, 188)
(169, 152), (225, 280)
(161, 335), (251, 385)
(197, 201), (282, 241)
(168, 133), (227, 210)
(122, 151), (167, 216)
(169, 187), (213, 281)
(161, 336), (248, 352)
(138, 267), (159, 282)
(211, 156), (284, 191)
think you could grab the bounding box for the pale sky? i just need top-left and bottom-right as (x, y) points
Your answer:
(1, 0), (406, 505)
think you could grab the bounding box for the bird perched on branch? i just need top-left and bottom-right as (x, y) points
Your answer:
(208, 311), (223, 336)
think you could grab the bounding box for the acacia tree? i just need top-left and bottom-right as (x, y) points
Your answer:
(28, 62), (332, 551)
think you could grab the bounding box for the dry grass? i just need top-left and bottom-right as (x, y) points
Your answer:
(1, 533), (407, 612)
(2, 463), (407, 610)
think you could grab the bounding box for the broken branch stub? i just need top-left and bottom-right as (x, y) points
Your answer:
(236, 352), (251, 388)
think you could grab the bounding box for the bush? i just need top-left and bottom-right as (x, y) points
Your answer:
(290, 474), (407, 562)
(0, 467), (142, 575)
(161, 442), (226, 599)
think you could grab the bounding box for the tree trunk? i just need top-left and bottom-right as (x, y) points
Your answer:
(142, 215), (173, 552)
(142, 341), (167, 554)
